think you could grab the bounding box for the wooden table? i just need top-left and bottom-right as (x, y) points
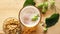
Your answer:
(0, 0), (60, 34)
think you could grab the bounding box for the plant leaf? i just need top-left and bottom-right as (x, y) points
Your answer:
(32, 15), (39, 21)
(23, 0), (35, 7)
(37, 3), (44, 8)
(46, 13), (59, 28)
(37, 2), (48, 14)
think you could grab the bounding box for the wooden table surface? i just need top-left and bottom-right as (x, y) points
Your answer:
(0, 0), (60, 34)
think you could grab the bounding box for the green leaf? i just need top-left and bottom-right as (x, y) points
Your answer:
(43, 27), (48, 32)
(50, 0), (55, 8)
(44, 2), (48, 9)
(37, 3), (44, 8)
(23, 0), (35, 7)
(37, 2), (48, 14)
(50, 0), (55, 5)
(42, 2), (48, 14)
(32, 15), (39, 21)
(46, 13), (59, 28)
(42, 6), (47, 14)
